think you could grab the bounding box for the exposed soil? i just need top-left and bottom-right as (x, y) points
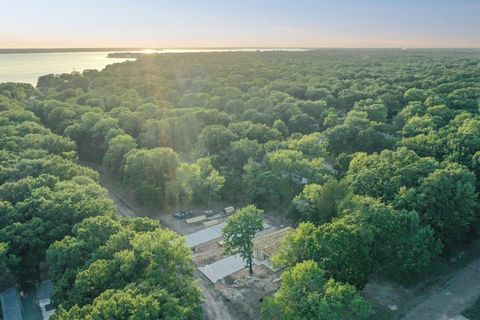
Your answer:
(398, 257), (480, 320)
(364, 242), (480, 320)
(214, 265), (281, 320)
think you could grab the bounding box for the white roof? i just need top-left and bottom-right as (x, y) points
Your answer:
(39, 298), (55, 320)
(198, 254), (246, 283)
(185, 221), (270, 248)
(185, 222), (226, 248)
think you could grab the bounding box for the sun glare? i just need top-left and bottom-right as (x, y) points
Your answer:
(139, 49), (156, 54)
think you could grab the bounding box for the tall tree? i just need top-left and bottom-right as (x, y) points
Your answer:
(103, 133), (137, 173)
(222, 205), (264, 274)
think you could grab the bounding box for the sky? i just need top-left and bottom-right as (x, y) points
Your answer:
(1, 0), (480, 48)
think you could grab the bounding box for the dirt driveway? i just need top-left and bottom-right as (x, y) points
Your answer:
(398, 258), (480, 320)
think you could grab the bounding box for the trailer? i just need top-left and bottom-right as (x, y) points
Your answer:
(223, 206), (235, 214)
(185, 215), (207, 224)
(203, 219), (220, 227)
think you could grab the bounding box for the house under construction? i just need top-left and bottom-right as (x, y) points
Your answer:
(252, 227), (293, 262)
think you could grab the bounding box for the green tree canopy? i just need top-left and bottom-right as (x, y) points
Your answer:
(289, 179), (350, 225)
(262, 260), (371, 320)
(222, 205), (264, 274)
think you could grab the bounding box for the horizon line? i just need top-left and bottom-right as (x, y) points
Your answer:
(2, 46), (480, 51)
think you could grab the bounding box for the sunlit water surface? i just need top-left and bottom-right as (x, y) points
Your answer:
(0, 52), (134, 85)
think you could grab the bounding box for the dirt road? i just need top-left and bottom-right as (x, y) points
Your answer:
(108, 189), (137, 218)
(197, 273), (237, 320)
(399, 258), (480, 320)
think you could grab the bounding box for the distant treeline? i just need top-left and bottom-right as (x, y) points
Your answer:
(107, 52), (148, 58)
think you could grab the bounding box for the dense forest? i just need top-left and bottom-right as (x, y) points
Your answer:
(0, 84), (202, 318)
(1, 49), (480, 319)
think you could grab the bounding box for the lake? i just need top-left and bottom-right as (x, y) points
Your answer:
(0, 48), (308, 86)
(0, 51), (134, 85)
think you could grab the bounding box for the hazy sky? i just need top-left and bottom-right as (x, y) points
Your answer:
(1, 0), (480, 48)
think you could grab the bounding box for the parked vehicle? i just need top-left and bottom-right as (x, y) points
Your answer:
(174, 210), (193, 219)
(203, 210), (214, 216)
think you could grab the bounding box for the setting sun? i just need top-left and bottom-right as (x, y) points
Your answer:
(138, 49), (158, 54)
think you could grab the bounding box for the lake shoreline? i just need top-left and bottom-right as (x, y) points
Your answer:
(0, 51), (134, 85)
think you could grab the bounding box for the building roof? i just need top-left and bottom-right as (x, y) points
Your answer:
(0, 287), (23, 320)
(252, 227), (293, 258)
(185, 222), (226, 248)
(185, 221), (271, 248)
(198, 254), (246, 283)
